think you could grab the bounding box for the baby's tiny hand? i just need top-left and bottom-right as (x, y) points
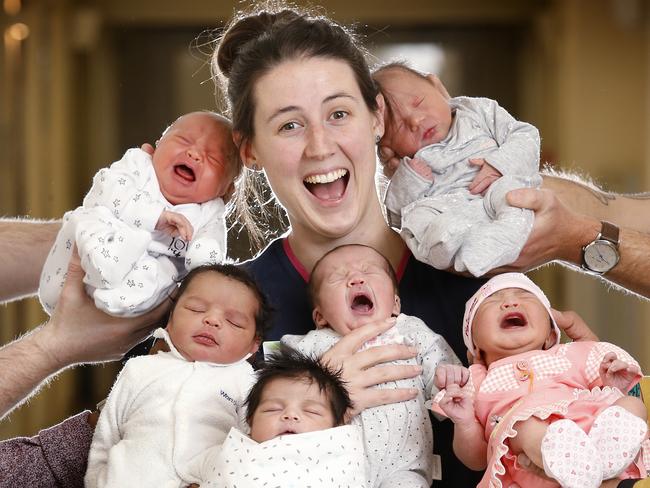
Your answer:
(156, 210), (194, 241)
(434, 363), (470, 390)
(468, 158), (501, 195)
(438, 383), (475, 424)
(407, 157), (434, 181)
(599, 352), (640, 392)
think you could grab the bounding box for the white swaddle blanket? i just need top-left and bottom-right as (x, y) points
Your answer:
(200, 425), (368, 487)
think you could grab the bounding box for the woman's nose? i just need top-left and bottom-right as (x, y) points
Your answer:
(304, 125), (332, 160)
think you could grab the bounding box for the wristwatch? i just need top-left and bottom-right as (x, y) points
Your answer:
(581, 220), (620, 274)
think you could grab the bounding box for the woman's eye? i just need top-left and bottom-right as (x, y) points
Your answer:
(280, 121), (300, 132)
(331, 110), (348, 120)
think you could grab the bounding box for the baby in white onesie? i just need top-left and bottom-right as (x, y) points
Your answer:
(200, 346), (368, 487)
(373, 63), (541, 277)
(84, 263), (271, 488)
(281, 244), (461, 488)
(39, 111), (239, 316)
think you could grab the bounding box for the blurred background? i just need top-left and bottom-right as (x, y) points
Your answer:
(1, 0), (649, 439)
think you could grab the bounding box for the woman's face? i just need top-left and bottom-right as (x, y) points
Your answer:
(242, 57), (384, 239)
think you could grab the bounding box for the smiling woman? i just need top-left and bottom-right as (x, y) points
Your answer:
(214, 5), (486, 486)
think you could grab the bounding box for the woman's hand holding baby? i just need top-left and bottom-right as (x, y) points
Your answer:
(156, 210), (194, 241)
(599, 352), (641, 392)
(320, 317), (420, 419)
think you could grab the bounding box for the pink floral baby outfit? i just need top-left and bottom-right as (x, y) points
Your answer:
(434, 340), (649, 487)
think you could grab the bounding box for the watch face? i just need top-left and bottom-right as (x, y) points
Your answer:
(584, 240), (620, 273)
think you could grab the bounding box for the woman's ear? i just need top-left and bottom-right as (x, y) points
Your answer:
(373, 93), (386, 140)
(312, 307), (328, 329)
(237, 133), (259, 170)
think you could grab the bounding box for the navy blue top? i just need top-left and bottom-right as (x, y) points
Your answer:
(244, 237), (486, 487)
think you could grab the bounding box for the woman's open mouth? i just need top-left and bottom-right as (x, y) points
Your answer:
(174, 163), (196, 182)
(303, 169), (349, 201)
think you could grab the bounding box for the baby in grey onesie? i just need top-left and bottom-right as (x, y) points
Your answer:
(282, 244), (461, 487)
(373, 63), (541, 277)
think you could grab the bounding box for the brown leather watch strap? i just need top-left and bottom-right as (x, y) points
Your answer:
(600, 221), (620, 245)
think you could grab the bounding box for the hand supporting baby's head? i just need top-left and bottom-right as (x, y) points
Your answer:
(308, 244), (400, 335)
(464, 273), (560, 367)
(245, 346), (352, 443)
(165, 264), (272, 363)
(153, 111), (240, 205)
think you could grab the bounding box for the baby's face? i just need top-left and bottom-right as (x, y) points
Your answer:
(249, 377), (336, 443)
(375, 68), (453, 159)
(472, 287), (556, 366)
(312, 245), (400, 335)
(153, 112), (237, 205)
(166, 271), (260, 363)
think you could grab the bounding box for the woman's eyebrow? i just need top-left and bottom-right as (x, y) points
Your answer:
(267, 105), (300, 123)
(266, 92), (356, 123)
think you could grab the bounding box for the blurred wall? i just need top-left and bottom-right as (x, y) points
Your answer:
(1, 0), (649, 439)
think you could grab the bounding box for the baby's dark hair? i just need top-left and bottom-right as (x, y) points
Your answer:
(308, 243), (399, 307)
(245, 346), (352, 427)
(170, 264), (272, 340)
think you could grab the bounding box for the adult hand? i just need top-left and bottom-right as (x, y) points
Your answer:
(378, 145), (401, 179)
(468, 158), (501, 195)
(494, 188), (596, 272)
(551, 308), (598, 342)
(320, 317), (420, 419)
(34, 248), (169, 367)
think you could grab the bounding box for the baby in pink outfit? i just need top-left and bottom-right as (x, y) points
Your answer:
(432, 273), (648, 488)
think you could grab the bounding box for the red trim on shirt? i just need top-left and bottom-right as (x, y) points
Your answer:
(282, 238), (310, 283)
(396, 247), (410, 283)
(283, 237), (411, 284)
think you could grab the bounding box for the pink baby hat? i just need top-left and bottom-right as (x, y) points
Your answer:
(462, 273), (561, 353)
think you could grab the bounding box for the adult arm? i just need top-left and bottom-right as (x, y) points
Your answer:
(0, 218), (60, 303)
(0, 249), (168, 421)
(500, 179), (650, 298)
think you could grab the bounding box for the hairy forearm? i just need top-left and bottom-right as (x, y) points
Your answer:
(542, 172), (650, 234)
(0, 325), (69, 420)
(0, 218), (60, 303)
(452, 420), (488, 471)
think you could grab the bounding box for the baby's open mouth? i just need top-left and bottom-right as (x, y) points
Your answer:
(304, 169), (349, 201)
(174, 163), (196, 182)
(500, 312), (527, 329)
(350, 291), (374, 314)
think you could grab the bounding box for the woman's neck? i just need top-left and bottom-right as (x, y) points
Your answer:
(286, 204), (406, 275)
